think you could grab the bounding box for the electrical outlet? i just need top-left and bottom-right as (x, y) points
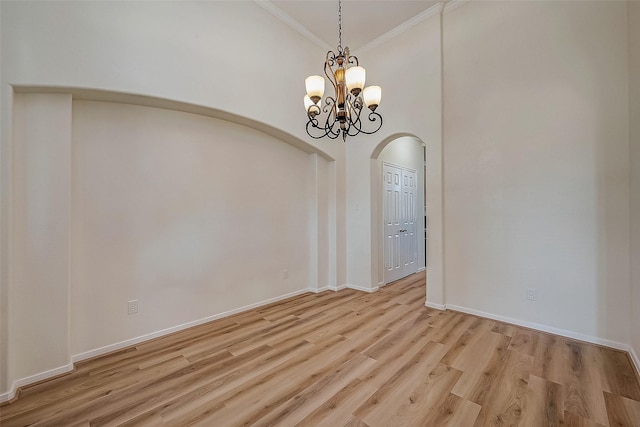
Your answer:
(527, 288), (537, 301)
(283, 269), (289, 279)
(127, 300), (138, 315)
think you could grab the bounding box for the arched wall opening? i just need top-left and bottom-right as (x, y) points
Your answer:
(2, 87), (341, 401)
(370, 134), (426, 292)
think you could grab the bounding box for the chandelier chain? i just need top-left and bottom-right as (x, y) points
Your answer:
(338, 0), (342, 51)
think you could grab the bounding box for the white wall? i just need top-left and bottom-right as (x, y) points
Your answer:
(443, 1), (631, 344)
(308, 153), (336, 292)
(70, 100), (313, 355)
(629, 0), (640, 366)
(345, 11), (443, 300)
(10, 94), (73, 389)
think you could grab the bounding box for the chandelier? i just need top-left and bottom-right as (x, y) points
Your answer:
(303, 0), (382, 142)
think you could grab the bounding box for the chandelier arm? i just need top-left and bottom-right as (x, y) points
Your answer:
(305, 117), (326, 139)
(353, 111), (383, 135)
(328, 124), (342, 140)
(343, 96), (364, 134)
(306, 116), (340, 140)
(305, 97), (340, 140)
(342, 94), (382, 136)
(348, 95), (363, 116)
(323, 96), (337, 114)
(325, 111), (342, 136)
(323, 96), (338, 131)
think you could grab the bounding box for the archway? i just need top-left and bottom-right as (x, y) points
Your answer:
(370, 134), (426, 289)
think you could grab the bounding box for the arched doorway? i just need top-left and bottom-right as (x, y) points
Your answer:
(370, 134), (426, 286)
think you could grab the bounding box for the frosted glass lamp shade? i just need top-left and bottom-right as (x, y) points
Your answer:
(346, 66), (366, 95)
(304, 95), (321, 116)
(363, 85), (382, 111)
(305, 75), (324, 103)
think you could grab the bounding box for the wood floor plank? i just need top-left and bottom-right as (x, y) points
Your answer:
(159, 337), (344, 426)
(491, 321), (519, 337)
(358, 328), (435, 390)
(369, 363), (463, 426)
(117, 339), (315, 426)
(296, 378), (377, 427)
(508, 326), (541, 356)
(449, 331), (512, 401)
(564, 340), (611, 426)
(471, 349), (533, 426)
(599, 348), (640, 401)
(520, 374), (565, 427)
(362, 309), (430, 361)
(440, 326), (491, 368)
(2, 271), (640, 426)
(0, 355), (192, 426)
(242, 354), (377, 427)
(564, 411), (609, 427)
(342, 416), (371, 427)
(226, 305), (349, 356)
(430, 312), (476, 347)
(56, 346), (274, 426)
(531, 332), (565, 385)
(603, 391), (640, 427)
(118, 412), (166, 427)
(353, 340), (448, 424)
(421, 393), (482, 426)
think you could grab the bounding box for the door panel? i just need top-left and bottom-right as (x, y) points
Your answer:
(383, 163), (418, 284)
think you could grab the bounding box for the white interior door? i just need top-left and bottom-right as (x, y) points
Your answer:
(383, 164), (402, 283)
(383, 163), (418, 284)
(401, 168), (417, 276)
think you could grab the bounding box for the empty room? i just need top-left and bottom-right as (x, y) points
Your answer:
(1, 0), (639, 425)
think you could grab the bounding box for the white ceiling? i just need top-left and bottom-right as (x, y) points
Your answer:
(268, 0), (444, 51)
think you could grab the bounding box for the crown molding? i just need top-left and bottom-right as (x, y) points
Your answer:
(255, 1), (332, 51)
(255, 0), (469, 56)
(356, 2), (445, 54)
(443, 0), (471, 15)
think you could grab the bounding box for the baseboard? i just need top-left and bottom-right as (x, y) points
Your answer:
(73, 288), (313, 364)
(417, 267), (426, 273)
(446, 304), (630, 352)
(1, 282), (377, 401)
(427, 301), (640, 377)
(425, 301), (446, 310)
(1, 363), (74, 403)
(0, 287), (315, 402)
(346, 283), (379, 293)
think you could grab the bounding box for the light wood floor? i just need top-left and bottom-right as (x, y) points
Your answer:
(2, 272), (640, 426)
